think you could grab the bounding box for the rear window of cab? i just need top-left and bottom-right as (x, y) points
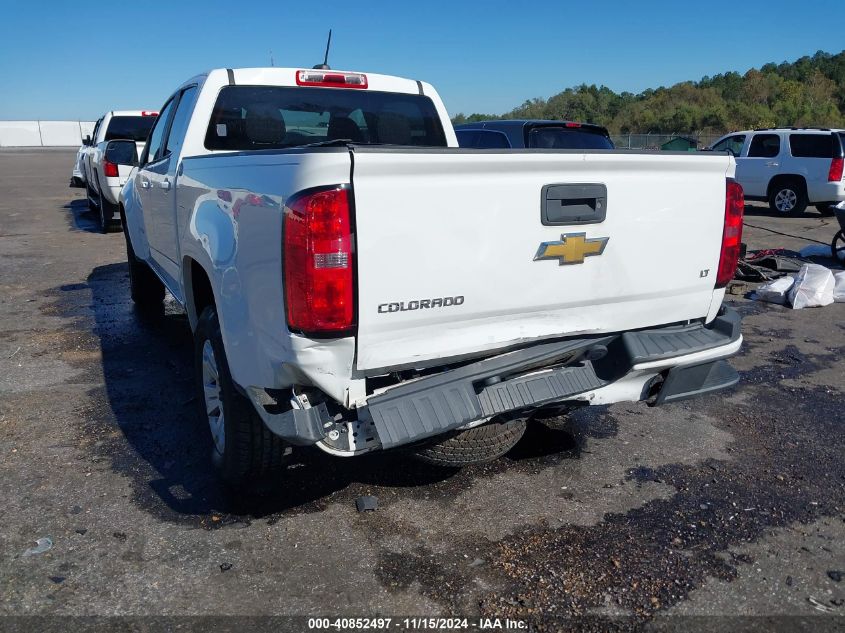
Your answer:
(204, 85), (447, 150)
(104, 116), (156, 142)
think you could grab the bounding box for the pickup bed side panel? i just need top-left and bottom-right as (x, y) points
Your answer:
(352, 149), (733, 373)
(177, 150), (359, 404)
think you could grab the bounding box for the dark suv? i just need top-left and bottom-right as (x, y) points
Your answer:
(454, 120), (614, 150)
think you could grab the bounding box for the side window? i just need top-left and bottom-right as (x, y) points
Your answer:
(475, 130), (510, 149)
(747, 134), (780, 158)
(788, 134), (834, 158)
(164, 86), (198, 158)
(142, 98), (177, 166)
(91, 118), (102, 142)
(455, 130), (478, 148)
(714, 134), (746, 155)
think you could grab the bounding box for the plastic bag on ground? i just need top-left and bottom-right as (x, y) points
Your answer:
(799, 244), (833, 258)
(788, 264), (835, 309)
(753, 276), (795, 304)
(834, 271), (845, 303)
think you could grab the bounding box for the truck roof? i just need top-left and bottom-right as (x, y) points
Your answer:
(186, 67), (428, 97)
(105, 110), (158, 117)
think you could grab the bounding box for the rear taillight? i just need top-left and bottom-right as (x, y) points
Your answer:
(103, 159), (119, 178)
(283, 186), (355, 334)
(716, 179), (744, 288)
(829, 157), (844, 182)
(295, 70), (368, 89)
(141, 111), (159, 117)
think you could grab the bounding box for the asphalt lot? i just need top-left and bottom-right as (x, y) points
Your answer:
(0, 149), (843, 631)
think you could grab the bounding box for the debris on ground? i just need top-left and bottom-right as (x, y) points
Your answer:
(789, 264), (835, 309)
(355, 495), (379, 512)
(736, 248), (807, 282)
(799, 244), (834, 258)
(22, 537), (53, 557)
(828, 570), (843, 582)
(219, 563), (232, 572)
(112, 532), (127, 542)
(808, 596), (836, 613)
(752, 263), (843, 308)
(753, 277), (794, 305)
(834, 271), (845, 303)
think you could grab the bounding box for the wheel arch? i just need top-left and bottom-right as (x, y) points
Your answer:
(767, 174), (807, 197)
(183, 256), (216, 331)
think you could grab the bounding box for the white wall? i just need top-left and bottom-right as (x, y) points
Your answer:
(0, 121), (97, 147)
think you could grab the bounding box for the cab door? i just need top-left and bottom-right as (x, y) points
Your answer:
(736, 133), (782, 198)
(135, 97), (178, 281)
(143, 86), (199, 279)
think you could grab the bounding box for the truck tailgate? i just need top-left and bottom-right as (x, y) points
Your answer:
(351, 149), (732, 373)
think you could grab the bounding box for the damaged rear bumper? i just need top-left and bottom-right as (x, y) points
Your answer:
(261, 307), (742, 452)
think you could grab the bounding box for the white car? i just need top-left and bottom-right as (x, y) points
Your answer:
(83, 110), (158, 232)
(709, 128), (845, 216)
(70, 146), (87, 188)
(116, 66), (744, 489)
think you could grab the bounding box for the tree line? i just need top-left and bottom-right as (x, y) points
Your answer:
(452, 50), (845, 134)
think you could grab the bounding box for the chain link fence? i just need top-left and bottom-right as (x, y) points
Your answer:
(610, 133), (723, 151)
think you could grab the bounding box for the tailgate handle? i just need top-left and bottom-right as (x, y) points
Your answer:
(541, 183), (607, 225)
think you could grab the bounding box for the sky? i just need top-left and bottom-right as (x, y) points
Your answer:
(0, 0), (842, 121)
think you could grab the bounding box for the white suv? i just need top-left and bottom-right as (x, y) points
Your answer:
(709, 128), (845, 216)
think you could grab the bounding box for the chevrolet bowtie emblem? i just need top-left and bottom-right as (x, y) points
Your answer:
(534, 233), (609, 265)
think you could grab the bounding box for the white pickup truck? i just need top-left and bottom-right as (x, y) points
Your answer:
(116, 67), (744, 488)
(83, 110), (158, 232)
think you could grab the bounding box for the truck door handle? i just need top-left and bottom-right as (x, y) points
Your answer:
(541, 183), (608, 225)
(140, 178), (151, 189)
(766, 161), (779, 167)
(161, 179), (171, 191)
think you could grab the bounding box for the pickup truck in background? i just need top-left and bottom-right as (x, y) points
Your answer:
(455, 119), (614, 149)
(707, 127), (845, 216)
(83, 110), (157, 232)
(115, 67), (744, 489)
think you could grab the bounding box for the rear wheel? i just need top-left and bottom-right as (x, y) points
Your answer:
(194, 306), (287, 487)
(768, 180), (807, 216)
(411, 415), (528, 467)
(99, 196), (118, 233)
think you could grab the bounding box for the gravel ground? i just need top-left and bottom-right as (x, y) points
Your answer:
(0, 149), (843, 632)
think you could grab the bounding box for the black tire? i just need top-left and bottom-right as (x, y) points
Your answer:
(768, 180), (807, 217)
(99, 196), (119, 233)
(815, 203), (836, 217)
(85, 181), (97, 212)
(194, 306), (287, 487)
(832, 230), (845, 263)
(411, 415), (528, 467)
(122, 217), (165, 310)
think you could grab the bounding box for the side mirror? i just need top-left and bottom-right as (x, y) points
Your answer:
(82, 135), (92, 147)
(104, 139), (139, 168)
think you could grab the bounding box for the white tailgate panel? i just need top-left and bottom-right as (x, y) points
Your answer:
(352, 150), (731, 372)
